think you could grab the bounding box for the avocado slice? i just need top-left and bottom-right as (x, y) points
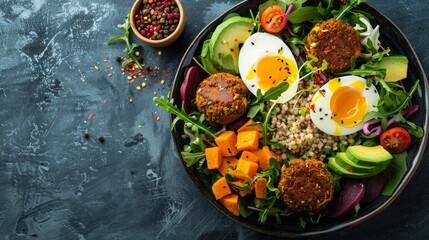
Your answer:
(328, 157), (370, 178)
(209, 16), (254, 74)
(200, 39), (219, 75)
(335, 152), (376, 173)
(377, 55), (408, 82)
(335, 152), (387, 176)
(346, 145), (393, 167)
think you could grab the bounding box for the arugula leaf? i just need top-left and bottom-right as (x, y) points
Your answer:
(247, 82), (289, 119)
(153, 96), (216, 139)
(332, 0), (366, 20)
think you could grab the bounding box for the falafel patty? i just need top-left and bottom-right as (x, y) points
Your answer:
(278, 158), (334, 215)
(306, 19), (361, 73)
(195, 72), (249, 125)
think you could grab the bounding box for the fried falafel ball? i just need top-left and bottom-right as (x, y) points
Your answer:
(195, 72), (249, 125)
(278, 158), (334, 215)
(306, 19), (362, 73)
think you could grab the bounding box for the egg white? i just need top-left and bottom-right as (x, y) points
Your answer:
(310, 75), (380, 136)
(238, 32), (299, 103)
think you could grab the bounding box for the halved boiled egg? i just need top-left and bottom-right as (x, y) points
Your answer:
(310, 75), (380, 136)
(238, 32), (299, 103)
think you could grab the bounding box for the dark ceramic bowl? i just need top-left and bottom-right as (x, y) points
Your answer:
(170, 0), (429, 237)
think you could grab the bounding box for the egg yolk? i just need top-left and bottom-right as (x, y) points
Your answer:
(246, 52), (297, 92)
(330, 86), (368, 127)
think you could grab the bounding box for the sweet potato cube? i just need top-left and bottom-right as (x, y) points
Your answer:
(236, 131), (259, 151)
(217, 156), (238, 176)
(230, 160), (258, 181)
(205, 147), (222, 170)
(258, 146), (281, 171)
(239, 150), (259, 164)
(220, 194), (240, 216)
(212, 177), (232, 200)
(255, 178), (268, 199)
(215, 131), (239, 156)
(237, 119), (263, 138)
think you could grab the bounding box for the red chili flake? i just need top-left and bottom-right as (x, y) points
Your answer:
(299, 187), (307, 193)
(302, 166), (308, 172)
(318, 89), (325, 97)
(88, 113), (96, 119)
(347, 167), (353, 173)
(314, 78), (322, 85)
(102, 58), (109, 62)
(310, 104), (316, 112)
(108, 73), (113, 77)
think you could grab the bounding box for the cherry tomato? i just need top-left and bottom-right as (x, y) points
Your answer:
(379, 127), (411, 154)
(261, 5), (287, 34)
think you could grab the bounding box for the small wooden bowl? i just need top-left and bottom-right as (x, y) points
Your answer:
(130, 0), (186, 47)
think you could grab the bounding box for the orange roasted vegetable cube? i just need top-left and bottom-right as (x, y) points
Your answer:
(215, 131), (239, 156)
(239, 150), (259, 164)
(218, 156), (238, 176)
(258, 146), (281, 171)
(255, 177), (268, 199)
(237, 119), (263, 138)
(236, 130), (259, 151)
(220, 194), (240, 216)
(212, 177), (232, 200)
(205, 147), (222, 170)
(230, 160), (258, 181)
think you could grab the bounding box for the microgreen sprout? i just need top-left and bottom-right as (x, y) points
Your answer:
(108, 12), (143, 69)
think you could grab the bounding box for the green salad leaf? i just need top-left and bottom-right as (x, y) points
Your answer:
(382, 152), (408, 196)
(107, 12), (143, 69)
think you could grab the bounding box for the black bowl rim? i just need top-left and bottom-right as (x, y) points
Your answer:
(169, 0), (429, 238)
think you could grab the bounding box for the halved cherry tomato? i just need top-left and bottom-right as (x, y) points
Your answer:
(261, 5), (287, 34)
(379, 127), (411, 154)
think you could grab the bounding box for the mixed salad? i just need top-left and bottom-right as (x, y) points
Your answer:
(154, 0), (424, 228)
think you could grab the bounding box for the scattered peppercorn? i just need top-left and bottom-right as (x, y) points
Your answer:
(83, 132), (89, 139)
(98, 136), (105, 143)
(135, 0), (181, 40)
(115, 56), (122, 63)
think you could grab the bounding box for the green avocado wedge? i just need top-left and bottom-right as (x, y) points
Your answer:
(328, 157), (370, 178)
(377, 55), (409, 82)
(335, 152), (378, 173)
(209, 16), (254, 74)
(346, 145), (393, 167)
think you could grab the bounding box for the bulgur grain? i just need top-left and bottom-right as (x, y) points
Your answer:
(269, 81), (356, 159)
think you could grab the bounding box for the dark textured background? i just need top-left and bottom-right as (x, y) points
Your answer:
(0, 0), (428, 239)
